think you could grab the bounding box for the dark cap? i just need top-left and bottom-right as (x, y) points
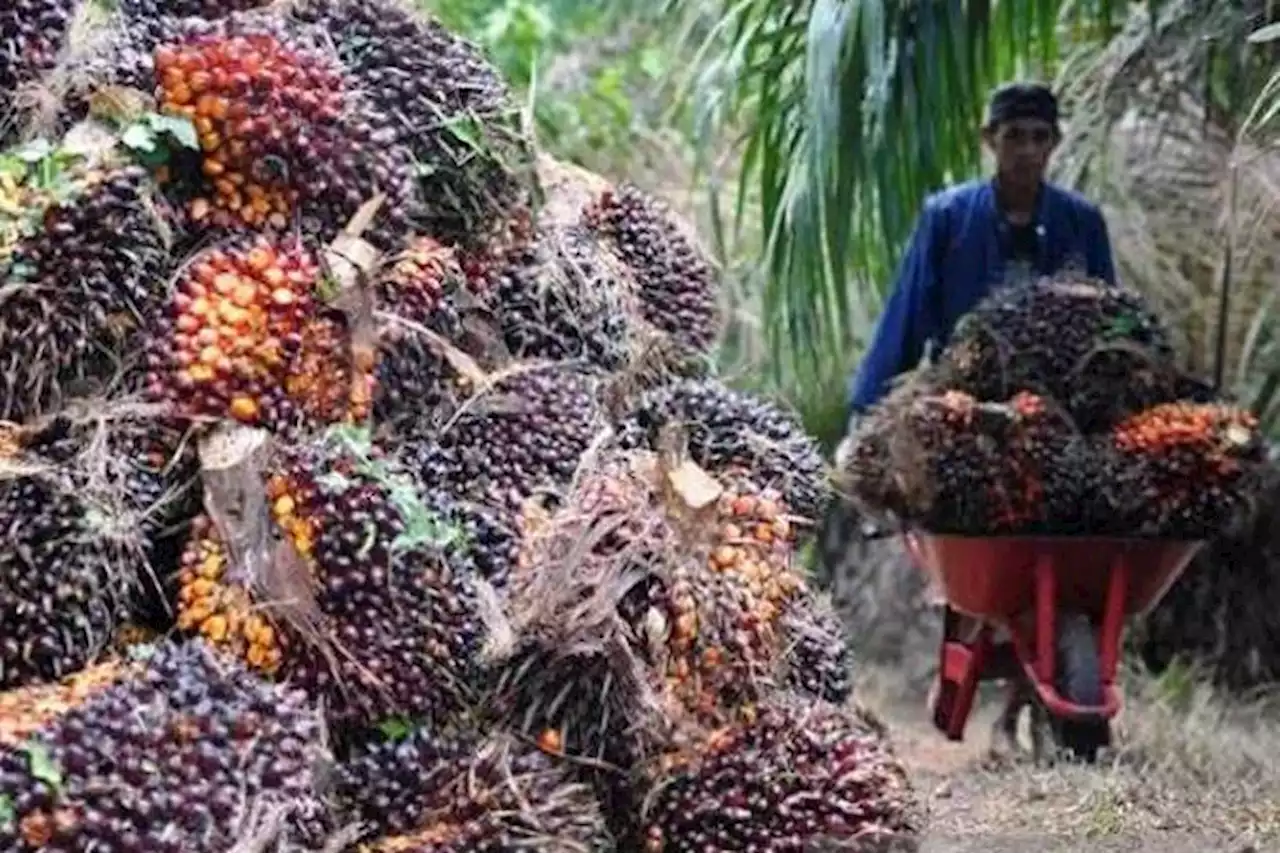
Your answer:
(985, 82), (1059, 128)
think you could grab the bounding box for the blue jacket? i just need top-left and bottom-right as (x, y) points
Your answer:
(846, 179), (1116, 416)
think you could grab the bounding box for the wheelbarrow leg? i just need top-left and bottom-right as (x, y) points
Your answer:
(930, 607), (991, 741)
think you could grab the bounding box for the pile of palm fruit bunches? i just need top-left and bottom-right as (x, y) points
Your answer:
(0, 1), (922, 851)
(841, 275), (1269, 540)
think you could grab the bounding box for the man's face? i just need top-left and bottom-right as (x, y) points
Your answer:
(983, 118), (1058, 187)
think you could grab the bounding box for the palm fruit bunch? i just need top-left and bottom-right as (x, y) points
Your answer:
(1137, 468), (1280, 691)
(152, 18), (417, 247)
(1101, 402), (1265, 537)
(488, 452), (856, 799)
(121, 0), (273, 18)
(617, 378), (831, 523)
(582, 183), (722, 364)
(0, 641), (332, 852)
(935, 277), (1179, 431)
(0, 423), (157, 689)
(0, 660), (131, 748)
(336, 730), (614, 851)
(174, 514), (285, 674)
(16, 401), (200, 537)
(287, 0), (532, 246)
(412, 365), (609, 517)
(489, 223), (638, 373)
(632, 695), (920, 852)
(867, 389), (1085, 534)
(483, 458), (675, 773)
(262, 428), (486, 741)
(370, 236), (485, 438)
(146, 234), (371, 431)
(0, 0), (76, 142)
(0, 160), (174, 423)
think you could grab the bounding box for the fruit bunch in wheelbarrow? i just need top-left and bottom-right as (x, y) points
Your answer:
(839, 274), (1269, 540)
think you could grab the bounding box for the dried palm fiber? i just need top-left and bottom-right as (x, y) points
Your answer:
(632, 694), (921, 852)
(0, 155), (175, 422)
(369, 235), (496, 439)
(1136, 455), (1280, 692)
(861, 389), (1088, 535)
(1087, 401), (1267, 539)
(581, 183), (721, 362)
(262, 426), (488, 743)
(144, 233), (374, 432)
(411, 362), (609, 519)
(616, 378), (831, 523)
(148, 11), (421, 248)
(337, 730), (613, 851)
(0, 401), (192, 690)
(486, 449), (850, 785)
(935, 274), (1184, 431)
(0, 0), (77, 145)
(0, 640), (333, 852)
(287, 0), (534, 246)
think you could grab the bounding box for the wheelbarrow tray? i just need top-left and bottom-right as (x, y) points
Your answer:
(906, 533), (1204, 622)
(905, 531), (1206, 740)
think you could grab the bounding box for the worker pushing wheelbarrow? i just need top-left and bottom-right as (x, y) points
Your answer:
(833, 82), (1261, 762)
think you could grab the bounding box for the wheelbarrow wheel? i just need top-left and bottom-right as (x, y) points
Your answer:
(1050, 612), (1112, 763)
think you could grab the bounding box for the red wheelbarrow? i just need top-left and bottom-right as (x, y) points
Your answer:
(903, 531), (1204, 761)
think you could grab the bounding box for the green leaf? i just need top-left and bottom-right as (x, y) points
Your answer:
(121, 123), (157, 153)
(15, 139), (53, 164)
(376, 716), (416, 742)
(20, 742), (63, 790)
(146, 112), (199, 149)
(0, 794), (12, 826)
(1248, 21), (1280, 43)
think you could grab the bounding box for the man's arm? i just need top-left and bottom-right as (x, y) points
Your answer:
(845, 203), (944, 418)
(1085, 206), (1117, 285)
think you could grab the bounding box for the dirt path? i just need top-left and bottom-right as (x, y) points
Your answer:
(865, 683), (1280, 853)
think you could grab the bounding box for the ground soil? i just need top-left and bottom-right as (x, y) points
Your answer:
(862, 677), (1280, 852)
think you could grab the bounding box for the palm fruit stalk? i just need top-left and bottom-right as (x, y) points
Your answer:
(0, 160), (175, 422)
(174, 514), (285, 674)
(632, 695), (921, 852)
(0, 419), (162, 689)
(935, 276), (1180, 430)
(582, 183), (722, 365)
(153, 20), (419, 248)
(0, 641), (332, 852)
(868, 389), (1086, 535)
(263, 427), (486, 743)
(1100, 402), (1265, 538)
(370, 235), (487, 438)
(617, 378), (832, 524)
(412, 364), (608, 518)
(337, 730), (613, 851)
(145, 234), (371, 432)
(0, 0), (76, 144)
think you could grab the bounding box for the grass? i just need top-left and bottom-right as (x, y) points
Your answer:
(854, 659), (1280, 849)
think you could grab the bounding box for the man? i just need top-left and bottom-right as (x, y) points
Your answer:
(837, 82), (1119, 756)
(844, 81), (1116, 421)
